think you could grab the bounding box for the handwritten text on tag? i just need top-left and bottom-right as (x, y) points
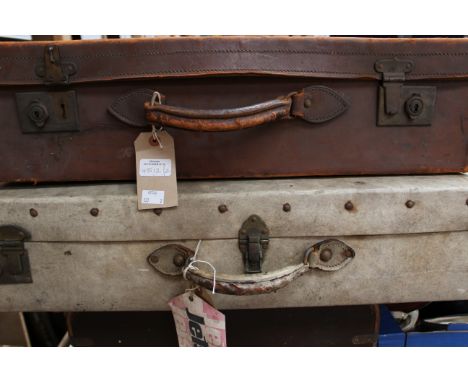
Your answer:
(139, 159), (172, 177)
(141, 190), (164, 205)
(134, 131), (178, 210)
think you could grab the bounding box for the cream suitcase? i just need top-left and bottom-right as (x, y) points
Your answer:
(0, 174), (467, 311)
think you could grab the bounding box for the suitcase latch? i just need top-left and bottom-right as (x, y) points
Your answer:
(35, 46), (77, 85)
(0, 226), (33, 285)
(16, 47), (80, 133)
(238, 215), (269, 274)
(375, 58), (436, 126)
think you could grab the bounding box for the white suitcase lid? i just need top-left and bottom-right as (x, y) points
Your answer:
(0, 174), (467, 242)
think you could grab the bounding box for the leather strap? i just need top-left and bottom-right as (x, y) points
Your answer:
(146, 96), (293, 132)
(109, 86), (348, 130)
(3, 37), (468, 85)
(108, 88), (157, 128)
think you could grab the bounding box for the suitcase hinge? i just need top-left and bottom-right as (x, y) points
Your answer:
(0, 226), (33, 285)
(375, 58), (436, 126)
(35, 45), (77, 85)
(238, 215), (269, 274)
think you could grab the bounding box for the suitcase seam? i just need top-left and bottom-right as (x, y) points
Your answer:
(3, 49), (468, 61)
(4, 69), (468, 83)
(5, 69), (468, 81)
(65, 50), (468, 59)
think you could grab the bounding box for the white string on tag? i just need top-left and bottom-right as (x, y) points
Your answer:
(183, 240), (217, 294)
(150, 91), (164, 149)
(184, 285), (199, 301)
(185, 286), (199, 293)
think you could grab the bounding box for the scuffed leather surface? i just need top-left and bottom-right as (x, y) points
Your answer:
(2, 76), (466, 182)
(1, 36), (468, 85)
(109, 88), (158, 127)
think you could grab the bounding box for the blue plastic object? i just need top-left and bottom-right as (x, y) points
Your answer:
(378, 305), (468, 347)
(378, 305), (405, 347)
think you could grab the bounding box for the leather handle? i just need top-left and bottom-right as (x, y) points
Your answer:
(184, 240), (354, 295)
(185, 262), (311, 295)
(147, 239), (355, 296)
(145, 96), (293, 132)
(145, 96), (292, 131)
(108, 86), (349, 130)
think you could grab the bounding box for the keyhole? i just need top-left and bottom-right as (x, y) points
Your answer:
(60, 102), (67, 119)
(405, 96), (424, 118)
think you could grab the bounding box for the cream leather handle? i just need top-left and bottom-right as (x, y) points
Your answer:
(185, 262), (310, 295)
(147, 239), (355, 296)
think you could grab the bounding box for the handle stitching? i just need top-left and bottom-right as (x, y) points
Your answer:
(4, 49), (468, 61)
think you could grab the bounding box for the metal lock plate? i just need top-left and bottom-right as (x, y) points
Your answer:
(375, 58), (436, 126)
(238, 215), (269, 274)
(0, 226), (33, 285)
(16, 90), (80, 133)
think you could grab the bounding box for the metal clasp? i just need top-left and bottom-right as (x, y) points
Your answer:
(0, 226), (33, 285)
(238, 215), (269, 274)
(35, 46), (77, 85)
(375, 58), (436, 126)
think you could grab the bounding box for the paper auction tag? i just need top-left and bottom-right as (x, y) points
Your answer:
(168, 292), (227, 347)
(134, 131), (178, 210)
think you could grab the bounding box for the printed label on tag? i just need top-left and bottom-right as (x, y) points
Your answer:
(168, 292), (227, 347)
(139, 159), (172, 177)
(141, 190), (164, 205)
(134, 131), (178, 210)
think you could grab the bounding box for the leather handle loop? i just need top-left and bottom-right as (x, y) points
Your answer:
(142, 86), (349, 132)
(182, 239), (355, 296)
(184, 262), (310, 296)
(147, 97), (292, 119)
(109, 86), (349, 129)
(147, 240), (354, 296)
(145, 96), (293, 132)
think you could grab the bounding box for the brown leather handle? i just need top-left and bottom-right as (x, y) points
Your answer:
(145, 95), (293, 132)
(140, 86), (349, 132)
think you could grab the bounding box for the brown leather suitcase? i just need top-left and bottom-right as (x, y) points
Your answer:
(1, 36), (467, 183)
(66, 306), (380, 347)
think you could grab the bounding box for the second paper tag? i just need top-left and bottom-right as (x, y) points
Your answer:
(134, 131), (178, 210)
